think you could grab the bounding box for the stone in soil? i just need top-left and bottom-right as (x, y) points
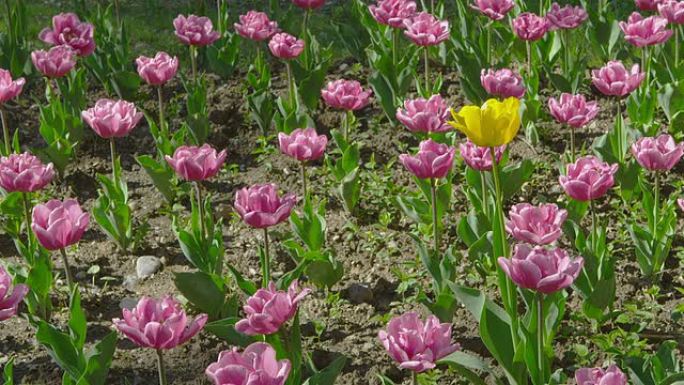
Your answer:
(136, 256), (162, 279)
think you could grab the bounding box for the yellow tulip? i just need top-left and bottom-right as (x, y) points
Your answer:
(448, 97), (521, 147)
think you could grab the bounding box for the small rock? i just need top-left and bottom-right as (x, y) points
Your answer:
(342, 283), (374, 304)
(119, 297), (138, 310)
(123, 275), (139, 291)
(136, 256), (162, 279)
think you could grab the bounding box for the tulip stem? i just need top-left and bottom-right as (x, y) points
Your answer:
(392, 28), (399, 68)
(491, 147), (519, 349)
(343, 110), (350, 142)
(300, 162), (308, 201)
(109, 137), (118, 184)
(430, 178), (439, 255)
(59, 248), (74, 289)
(195, 182), (206, 242)
(537, 293), (545, 383)
(480, 171), (489, 219)
(616, 101), (623, 163)
(157, 86), (165, 136)
(562, 29), (570, 78)
(262, 228), (270, 287)
(302, 9), (311, 70)
(412, 371), (418, 385)
(190, 46), (198, 82)
(569, 126), (576, 163)
(0, 105), (11, 155)
(286, 61), (296, 107)
(652, 171), (660, 272)
(423, 47), (430, 94)
(156, 349), (168, 385)
(676, 25), (681, 69)
(22, 192), (32, 256)
(486, 22), (492, 66)
(589, 199), (597, 257)
(113, 0), (121, 27)
(526, 41), (532, 80)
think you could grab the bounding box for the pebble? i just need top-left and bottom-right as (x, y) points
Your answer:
(122, 275), (139, 291)
(119, 297), (138, 310)
(136, 256), (162, 278)
(343, 283), (374, 304)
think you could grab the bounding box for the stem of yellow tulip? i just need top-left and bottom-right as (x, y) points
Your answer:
(156, 349), (168, 385)
(262, 228), (270, 288)
(0, 105), (11, 155)
(491, 146), (519, 348)
(430, 177), (439, 255)
(481, 171), (489, 219)
(59, 248), (74, 289)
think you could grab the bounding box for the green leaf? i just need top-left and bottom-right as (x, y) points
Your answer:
(76, 332), (117, 385)
(135, 155), (176, 203)
(204, 317), (255, 347)
(36, 321), (84, 380)
(173, 272), (226, 319)
(302, 356), (347, 385)
(68, 287), (87, 350)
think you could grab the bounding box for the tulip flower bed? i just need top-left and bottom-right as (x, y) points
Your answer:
(3, 0), (684, 384)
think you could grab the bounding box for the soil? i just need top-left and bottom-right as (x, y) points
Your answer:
(1, 57), (683, 385)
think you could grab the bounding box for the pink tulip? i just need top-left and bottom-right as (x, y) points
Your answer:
(0, 266), (28, 322)
(206, 342), (291, 385)
(403, 12), (450, 46)
(38, 13), (95, 56)
(636, 0), (665, 11)
(548, 93), (599, 128)
(396, 94), (451, 133)
(470, 0), (515, 21)
(576, 365), (628, 385)
(268, 33), (305, 60)
(135, 52), (179, 86)
(0, 153), (54, 193)
(235, 280), (311, 336)
(234, 11), (279, 42)
(658, 0), (684, 24)
(292, 0), (325, 9)
(591, 61), (645, 97)
(234, 184), (297, 229)
(678, 198), (684, 211)
(378, 312), (459, 373)
(546, 3), (588, 30)
(559, 156), (618, 201)
(620, 12), (672, 47)
(506, 203), (568, 245)
(321, 79), (372, 111)
(630, 134), (684, 171)
(499, 244), (583, 294)
(512, 12), (549, 41)
(173, 14), (220, 47)
(480, 68), (526, 99)
(0, 69), (25, 104)
(31, 199), (89, 251)
(82, 99), (143, 139)
(278, 128), (328, 162)
(459, 140), (505, 171)
(369, 0), (417, 28)
(31, 46), (76, 78)
(399, 139), (455, 179)
(113, 296), (207, 350)
(165, 144), (227, 182)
